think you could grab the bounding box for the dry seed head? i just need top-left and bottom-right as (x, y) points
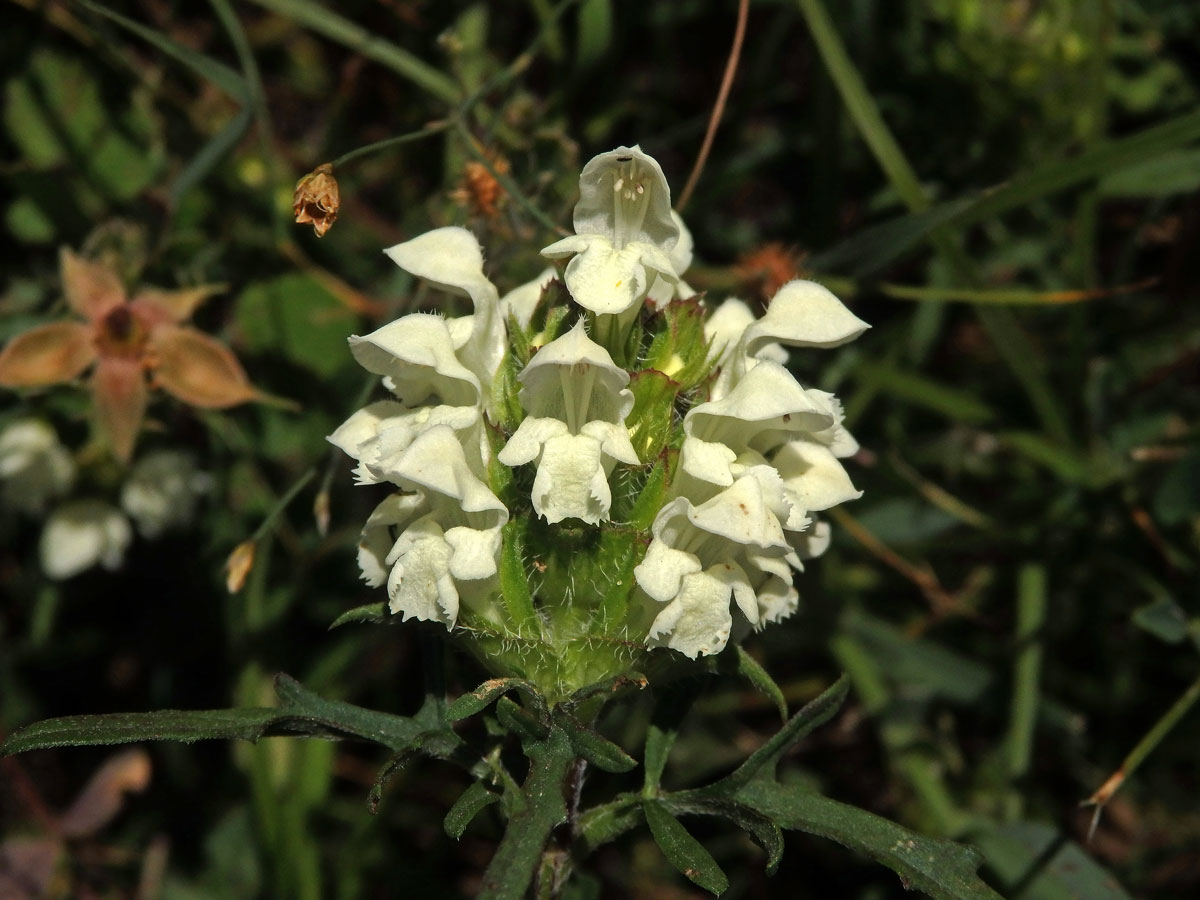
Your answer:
(293, 163), (340, 238)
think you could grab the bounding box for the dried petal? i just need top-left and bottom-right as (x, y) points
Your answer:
(93, 357), (148, 463)
(148, 325), (258, 408)
(0, 321), (95, 387)
(58, 749), (152, 838)
(60, 247), (126, 319)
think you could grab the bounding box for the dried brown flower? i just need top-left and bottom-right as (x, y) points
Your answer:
(736, 242), (809, 301)
(293, 163), (340, 237)
(451, 158), (509, 219)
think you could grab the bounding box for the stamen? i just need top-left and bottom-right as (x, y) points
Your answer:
(614, 178), (624, 192)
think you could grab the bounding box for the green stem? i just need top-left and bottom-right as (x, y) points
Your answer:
(1005, 564), (1046, 818)
(251, 467), (317, 543)
(331, 121), (452, 169)
(244, 0), (462, 104)
(478, 727), (575, 900)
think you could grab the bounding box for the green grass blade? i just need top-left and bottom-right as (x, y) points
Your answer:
(76, 0), (247, 99)
(797, 0), (1075, 445)
(245, 0), (461, 104)
(1005, 565), (1047, 815)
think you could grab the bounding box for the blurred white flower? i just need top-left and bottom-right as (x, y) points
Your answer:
(40, 500), (132, 580)
(120, 450), (211, 539)
(0, 419), (76, 515)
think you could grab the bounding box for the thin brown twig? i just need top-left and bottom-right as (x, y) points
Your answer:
(675, 0), (750, 212)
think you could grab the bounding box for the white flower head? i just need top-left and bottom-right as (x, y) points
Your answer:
(40, 499), (132, 580)
(498, 320), (638, 524)
(120, 450), (212, 538)
(330, 145), (869, 685)
(542, 146), (681, 316)
(0, 419), (76, 515)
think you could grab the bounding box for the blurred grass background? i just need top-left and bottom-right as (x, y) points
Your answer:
(1, 0), (1198, 897)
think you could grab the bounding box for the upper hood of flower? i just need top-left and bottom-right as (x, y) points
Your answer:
(383, 227), (505, 389)
(572, 146), (678, 252)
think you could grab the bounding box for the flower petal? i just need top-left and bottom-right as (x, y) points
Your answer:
(93, 357), (147, 463)
(555, 237), (676, 316)
(529, 432), (608, 524)
(390, 425), (508, 523)
(349, 314), (481, 408)
(647, 563), (741, 658)
(744, 280), (870, 354)
(500, 268), (556, 330)
(386, 515), (458, 625)
(516, 319), (634, 423)
(383, 227), (504, 384)
(384, 226), (496, 306)
(497, 416), (569, 467)
(131, 285), (223, 324)
(358, 494), (428, 587)
(149, 325), (258, 408)
(328, 400), (407, 464)
(60, 248), (125, 320)
(572, 146), (678, 250)
(772, 439), (862, 512)
(686, 475), (790, 550)
(444, 523), (502, 581)
(0, 321), (95, 387)
(633, 539), (701, 604)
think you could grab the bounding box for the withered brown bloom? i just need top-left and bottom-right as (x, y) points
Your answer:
(451, 157), (509, 219)
(736, 242), (808, 301)
(0, 249), (261, 462)
(293, 163), (340, 237)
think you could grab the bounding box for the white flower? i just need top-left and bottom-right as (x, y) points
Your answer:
(0, 419), (76, 515)
(329, 399), (485, 484)
(647, 211), (697, 309)
(356, 426), (508, 626)
(634, 475), (803, 658)
(120, 450), (211, 538)
(542, 146), (680, 316)
(500, 268), (556, 331)
(383, 226), (505, 391)
(705, 280), (870, 401)
(497, 320), (638, 524)
(40, 500), (132, 580)
(675, 360), (860, 525)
